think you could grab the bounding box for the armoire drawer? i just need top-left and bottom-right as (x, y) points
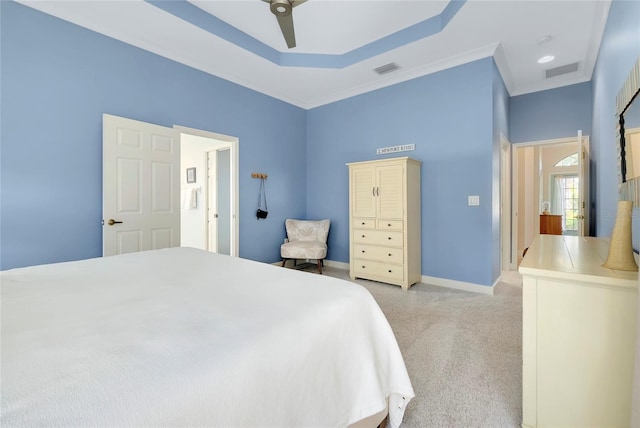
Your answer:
(353, 259), (404, 281)
(353, 244), (403, 264)
(353, 218), (376, 229)
(353, 230), (403, 246)
(377, 219), (403, 231)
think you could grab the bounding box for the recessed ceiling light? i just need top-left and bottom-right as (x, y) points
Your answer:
(538, 55), (555, 64)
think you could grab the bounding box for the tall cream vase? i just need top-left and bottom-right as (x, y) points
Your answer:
(602, 200), (638, 271)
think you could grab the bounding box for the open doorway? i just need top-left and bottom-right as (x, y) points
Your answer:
(511, 134), (589, 265)
(177, 126), (239, 257)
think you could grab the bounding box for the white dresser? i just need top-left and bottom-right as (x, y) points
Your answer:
(347, 157), (421, 290)
(519, 235), (638, 427)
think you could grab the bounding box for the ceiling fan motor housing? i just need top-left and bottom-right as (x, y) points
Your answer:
(270, 0), (292, 17)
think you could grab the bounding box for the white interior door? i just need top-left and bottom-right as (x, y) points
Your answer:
(103, 114), (180, 256)
(578, 132), (590, 236)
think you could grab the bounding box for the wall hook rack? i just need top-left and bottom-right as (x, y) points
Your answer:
(251, 173), (268, 179)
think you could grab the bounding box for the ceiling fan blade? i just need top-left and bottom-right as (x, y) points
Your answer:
(276, 13), (296, 48)
(290, 0), (307, 7)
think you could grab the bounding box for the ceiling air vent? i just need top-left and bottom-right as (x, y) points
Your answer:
(374, 62), (400, 75)
(545, 62), (580, 79)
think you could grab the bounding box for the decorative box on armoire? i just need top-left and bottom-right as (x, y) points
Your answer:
(347, 157), (421, 290)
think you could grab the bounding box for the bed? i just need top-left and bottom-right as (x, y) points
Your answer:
(1, 247), (414, 427)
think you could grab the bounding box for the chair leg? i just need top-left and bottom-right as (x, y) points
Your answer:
(317, 259), (323, 274)
(281, 258), (287, 267)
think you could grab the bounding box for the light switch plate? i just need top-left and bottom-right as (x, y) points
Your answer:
(468, 195), (480, 206)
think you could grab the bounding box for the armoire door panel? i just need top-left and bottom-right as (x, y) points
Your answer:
(376, 164), (404, 219)
(351, 168), (376, 218)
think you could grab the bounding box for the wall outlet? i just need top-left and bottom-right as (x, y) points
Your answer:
(468, 195), (480, 206)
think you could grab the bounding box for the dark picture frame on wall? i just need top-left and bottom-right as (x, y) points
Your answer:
(186, 167), (196, 184)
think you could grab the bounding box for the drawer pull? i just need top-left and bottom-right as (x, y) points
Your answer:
(388, 270), (392, 273)
(388, 223), (392, 227)
(362, 235), (366, 238)
(361, 250), (366, 253)
(361, 222), (365, 225)
(388, 237), (392, 240)
(388, 253), (392, 256)
(362, 265), (366, 269)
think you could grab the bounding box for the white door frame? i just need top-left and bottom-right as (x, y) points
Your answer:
(207, 149), (219, 253)
(511, 134), (589, 262)
(500, 134), (515, 271)
(175, 125), (239, 257)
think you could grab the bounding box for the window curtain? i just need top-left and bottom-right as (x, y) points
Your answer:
(552, 176), (566, 221)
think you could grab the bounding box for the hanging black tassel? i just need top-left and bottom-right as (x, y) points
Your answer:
(256, 177), (268, 219)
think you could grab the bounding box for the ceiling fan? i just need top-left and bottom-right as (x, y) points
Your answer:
(262, 0), (307, 49)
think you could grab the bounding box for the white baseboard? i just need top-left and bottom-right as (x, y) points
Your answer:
(323, 259), (350, 270)
(325, 260), (496, 295)
(492, 275), (502, 289)
(274, 259), (495, 295)
(421, 274), (495, 295)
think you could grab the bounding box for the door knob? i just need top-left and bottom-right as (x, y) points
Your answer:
(107, 219), (123, 226)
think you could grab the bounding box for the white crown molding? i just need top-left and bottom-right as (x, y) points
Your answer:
(302, 43), (500, 109)
(17, 0), (608, 109)
(510, 74), (591, 97)
(583, 0), (612, 82)
(492, 43), (516, 96)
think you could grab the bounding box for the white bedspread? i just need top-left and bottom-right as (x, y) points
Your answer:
(1, 248), (414, 427)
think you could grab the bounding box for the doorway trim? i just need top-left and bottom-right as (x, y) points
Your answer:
(500, 134), (515, 271)
(512, 134), (589, 264)
(175, 125), (240, 257)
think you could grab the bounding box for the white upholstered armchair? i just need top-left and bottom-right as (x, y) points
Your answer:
(281, 219), (331, 274)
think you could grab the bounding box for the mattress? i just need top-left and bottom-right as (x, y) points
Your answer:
(1, 247), (414, 427)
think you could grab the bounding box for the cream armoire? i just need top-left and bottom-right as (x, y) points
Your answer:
(347, 157), (421, 290)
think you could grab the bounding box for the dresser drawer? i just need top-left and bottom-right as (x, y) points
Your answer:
(353, 218), (376, 229)
(353, 259), (404, 281)
(377, 219), (403, 231)
(353, 230), (403, 246)
(353, 244), (403, 264)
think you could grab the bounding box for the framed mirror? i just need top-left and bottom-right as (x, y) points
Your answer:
(617, 57), (640, 205)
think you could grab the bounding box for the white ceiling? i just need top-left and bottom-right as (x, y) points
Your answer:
(18, 0), (611, 109)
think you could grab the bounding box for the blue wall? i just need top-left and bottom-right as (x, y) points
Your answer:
(307, 58), (498, 286)
(591, 0), (640, 249)
(6, 0), (634, 286)
(0, 1), (307, 269)
(509, 82), (593, 144)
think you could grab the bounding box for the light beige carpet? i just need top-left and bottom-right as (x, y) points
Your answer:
(296, 265), (523, 427)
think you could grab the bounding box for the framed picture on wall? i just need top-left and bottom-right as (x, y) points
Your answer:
(186, 167), (196, 183)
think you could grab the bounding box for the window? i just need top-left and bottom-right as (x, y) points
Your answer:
(562, 176), (579, 231)
(551, 175), (579, 232)
(554, 153), (578, 167)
